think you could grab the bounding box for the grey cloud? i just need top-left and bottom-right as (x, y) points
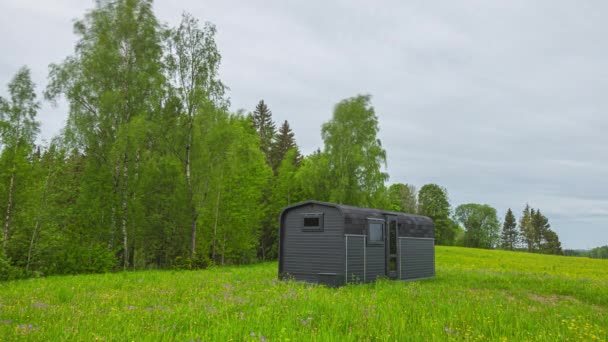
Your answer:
(0, 0), (606, 249)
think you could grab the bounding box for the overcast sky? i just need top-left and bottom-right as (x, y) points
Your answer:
(1, 0), (606, 249)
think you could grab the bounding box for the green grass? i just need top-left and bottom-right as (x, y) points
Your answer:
(0, 246), (606, 341)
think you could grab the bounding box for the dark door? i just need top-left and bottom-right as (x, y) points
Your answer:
(386, 216), (398, 279)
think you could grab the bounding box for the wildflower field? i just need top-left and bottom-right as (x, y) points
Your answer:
(0, 246), (606, 341)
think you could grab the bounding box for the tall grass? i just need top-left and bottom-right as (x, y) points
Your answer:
(0, 246), (606, 341)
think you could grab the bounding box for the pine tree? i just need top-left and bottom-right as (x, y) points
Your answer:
(250, 100), (276, 165)
(531, 209), (550, 251)
(500, 208), (518, 250)
(541, 228), (562, 255)
(519, 204), (533, 251)
(270, 120), (301, 172)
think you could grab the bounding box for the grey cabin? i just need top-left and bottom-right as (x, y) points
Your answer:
(278, 201), (435, 286)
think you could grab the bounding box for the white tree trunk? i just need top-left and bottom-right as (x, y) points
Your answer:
(121, 153), (129, 269)
(2, 171), (15, 252)
(211, 188), (221, 263)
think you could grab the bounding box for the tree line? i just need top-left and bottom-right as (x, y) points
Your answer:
(386, 184), (563, 254)
(564, 246), (608, 259)
(0, 0), (578, 279)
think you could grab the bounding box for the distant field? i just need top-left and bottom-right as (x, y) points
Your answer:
(0, 247), (606, 341)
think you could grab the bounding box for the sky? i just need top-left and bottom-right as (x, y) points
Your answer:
(0, 0), (606, 249)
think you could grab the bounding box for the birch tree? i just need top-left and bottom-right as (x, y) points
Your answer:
(321, 95), (388, 207)
(0, 67), (40, 253)
(46, 0), (165, 268)
(164, 13), (227, 258)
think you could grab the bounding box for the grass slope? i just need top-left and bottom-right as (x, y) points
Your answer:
(0, 246), (606, 341)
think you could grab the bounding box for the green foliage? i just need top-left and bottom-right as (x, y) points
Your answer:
(320, 95), (388, 207)
(589, 245), (608, 259)
(417, 184), (455, 245)
(565, 245), (608, 259)
(0, 66), (40, 149)
(387, 183), (417, 214)
(0, 66), (40, 255)
(193, 111), (272, 265)
(295, 149), (331, 202)
(0, 251), (24, 280)
(262, 149), (303, 259)
(454, 203), (500, 249)
(417, 184), (450, 218)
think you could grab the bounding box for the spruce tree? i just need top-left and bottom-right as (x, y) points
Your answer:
(531, 209), (550, 251)
(519, 204), (533, 251)
(541, 228), (563, 255)
(250, 100), (276, 165)
(500, 208), (518, 250)
(270, 120), (301, 172)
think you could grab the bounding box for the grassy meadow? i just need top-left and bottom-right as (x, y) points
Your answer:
(0, 246), (606, 341)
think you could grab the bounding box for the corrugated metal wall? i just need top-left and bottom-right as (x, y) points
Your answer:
(345, 235), (365, 283)
(281, 204), (344, 283)
(365, 244), (385, 282)
(344, 235), (388, 283)
(399, 237), (435, 280)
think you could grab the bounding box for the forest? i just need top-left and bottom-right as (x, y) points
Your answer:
(0, 0), (594, 280)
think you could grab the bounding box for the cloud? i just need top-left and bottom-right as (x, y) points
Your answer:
(0, 0), (606, 249)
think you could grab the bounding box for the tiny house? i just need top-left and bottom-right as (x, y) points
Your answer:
(278, 201), (435, 286)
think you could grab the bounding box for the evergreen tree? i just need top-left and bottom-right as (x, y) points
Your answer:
(540, 228), (562, 255)
(519, 204), (533, 251)
(500, 208), (518, 250)
(270, 120), (301, 172)
(531, 209), (549, 251)
(250, 100), (276, 165)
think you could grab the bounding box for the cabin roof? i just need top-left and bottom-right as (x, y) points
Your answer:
(280, 200), (433, 225)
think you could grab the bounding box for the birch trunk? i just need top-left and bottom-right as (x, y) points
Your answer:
(2, 171), (16, 252)
(211, 188), (221, 263)
(109, 161), (121, 249)
(186, 123), (199, 257)
(121, 153), (129, 269)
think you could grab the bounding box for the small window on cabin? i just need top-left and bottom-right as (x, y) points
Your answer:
(302, 213), (324, 232)
(368, 221), (384, 243)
